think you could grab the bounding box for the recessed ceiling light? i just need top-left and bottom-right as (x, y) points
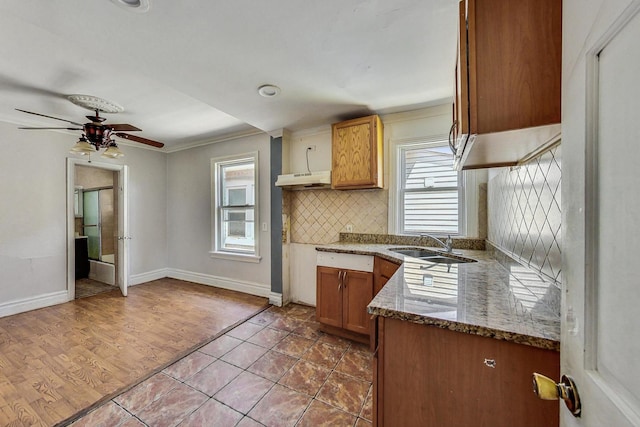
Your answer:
(110, 0), (150, 13)
(258, 85), (281, 98)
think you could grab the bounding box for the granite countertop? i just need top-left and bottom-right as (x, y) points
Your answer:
(316, 243), (560, 351)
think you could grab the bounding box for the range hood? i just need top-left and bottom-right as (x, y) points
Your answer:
(275, 170), (331, 189)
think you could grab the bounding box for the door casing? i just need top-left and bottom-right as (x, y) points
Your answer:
(67, 158), (129, 299)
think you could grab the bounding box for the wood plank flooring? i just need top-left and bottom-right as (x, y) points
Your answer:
(0, 278), (268, 427)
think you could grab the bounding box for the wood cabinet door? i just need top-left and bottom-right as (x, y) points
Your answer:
(378, 317), (559, 427)
(373, 257), (399, 296)
(456, 0), (469, 136)
(331, 115), (383, 190)
(316, 266), (343, 328)
(342, 270), (374, 335)
(466, 0), (561, 135)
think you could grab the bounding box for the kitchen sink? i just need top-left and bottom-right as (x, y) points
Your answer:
(389, 247), (477, 264)
(389, 248), (442, 258)
(419, 255), (473, 264)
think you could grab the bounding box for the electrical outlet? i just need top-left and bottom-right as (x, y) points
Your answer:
(346, 224), (353, 233)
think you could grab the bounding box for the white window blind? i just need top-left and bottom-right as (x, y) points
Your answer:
(398, 142), (461, 235)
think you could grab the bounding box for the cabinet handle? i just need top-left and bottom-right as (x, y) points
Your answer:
(448, 121), (458, 154)
(343, 271), (348, 288)
(338, 270), (343, 291)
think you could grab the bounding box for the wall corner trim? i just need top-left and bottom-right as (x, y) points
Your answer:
(269, 292), (283, 307)
(129, 268), (169, 286)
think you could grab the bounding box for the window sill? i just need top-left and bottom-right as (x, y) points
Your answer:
(209, 251), (262, 263)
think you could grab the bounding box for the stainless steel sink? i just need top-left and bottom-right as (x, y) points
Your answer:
(419, 255), (472, 264)
(389, 248), (442, 258)
(389, 247), (476, 264)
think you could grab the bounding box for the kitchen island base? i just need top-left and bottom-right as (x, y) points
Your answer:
(373, 317), (559, 427)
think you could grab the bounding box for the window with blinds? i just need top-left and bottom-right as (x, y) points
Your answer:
(398, 141), (461, 235)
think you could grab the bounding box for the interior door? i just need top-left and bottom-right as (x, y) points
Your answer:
(117, 166), (128, 297)
(561, 1), (640, 425)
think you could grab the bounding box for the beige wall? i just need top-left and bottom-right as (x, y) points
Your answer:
(75, 165), (115, 189)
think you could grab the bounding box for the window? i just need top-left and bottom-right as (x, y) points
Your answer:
(211, 153), (259, 261)
(395, 140), (463, 235)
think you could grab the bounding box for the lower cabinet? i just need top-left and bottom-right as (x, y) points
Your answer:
(373, 256), (400, 295)
(316, 266), (373, 336)
(373, 317), (560, 427)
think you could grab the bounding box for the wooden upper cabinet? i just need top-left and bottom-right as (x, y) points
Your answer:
(465, 0), (561, 134)
(454, 0), (469, 138)
(331, 115), (384, 190)
(455, 0), (562, 169)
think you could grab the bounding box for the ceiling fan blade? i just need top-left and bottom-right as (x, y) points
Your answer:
(19, 127), (83, 130)
(115, 132), (164, 148)
(0, 75), (67, 98)
(16, 109), (84, 126)
(108, 124), (142, 132)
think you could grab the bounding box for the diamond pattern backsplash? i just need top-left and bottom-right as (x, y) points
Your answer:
(290, 189), (388, 244)
(488, 145), (562, 284)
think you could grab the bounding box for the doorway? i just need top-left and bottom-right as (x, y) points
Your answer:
(67, 159), (129, 299)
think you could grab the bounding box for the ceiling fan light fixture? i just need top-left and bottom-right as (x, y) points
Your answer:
(258, 84), (281, 98)
(101, 141), (125, 159)
(70, 135), (95, 156)
(110, 0), (150, 12)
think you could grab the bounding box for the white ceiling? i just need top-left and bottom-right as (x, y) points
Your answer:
(0, 0), (458, 151)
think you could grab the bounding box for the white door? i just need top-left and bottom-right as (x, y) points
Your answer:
(117, 165), (129, 296)
(561, 0), (640, 425)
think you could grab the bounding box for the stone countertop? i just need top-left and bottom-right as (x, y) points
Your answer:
(316, 243), (560, 351)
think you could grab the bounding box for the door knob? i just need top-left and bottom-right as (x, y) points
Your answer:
(532, 373), (581, 417)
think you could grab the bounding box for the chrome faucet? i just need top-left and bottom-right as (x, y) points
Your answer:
(420, 233), (453, 253)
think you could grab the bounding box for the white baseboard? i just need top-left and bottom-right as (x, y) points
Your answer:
(167, 269), (270, 298)
(129, 268), (169, 286)
(0, 290), (69, 318)
(269, 292), (283, 307)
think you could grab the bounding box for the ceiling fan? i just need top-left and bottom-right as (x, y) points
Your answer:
(16, 96), (164, 157)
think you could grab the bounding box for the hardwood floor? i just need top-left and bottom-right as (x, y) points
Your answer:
(0, 278), (268, 427)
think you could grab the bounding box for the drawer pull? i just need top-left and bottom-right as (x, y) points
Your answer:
(484, 359), (496, 368)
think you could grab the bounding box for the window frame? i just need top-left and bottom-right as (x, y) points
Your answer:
(210, 152), (261, 263)
(389, 137), (466, 237)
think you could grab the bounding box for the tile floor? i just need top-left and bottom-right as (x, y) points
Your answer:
(68, 304), (373, 427)
(75, 277), (118, 298)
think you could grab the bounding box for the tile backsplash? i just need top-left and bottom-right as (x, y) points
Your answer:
(488, 144), (562, 284)
(290, 189), (388, 244)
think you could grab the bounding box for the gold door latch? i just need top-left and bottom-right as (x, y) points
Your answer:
(532, 373), (581, 417)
